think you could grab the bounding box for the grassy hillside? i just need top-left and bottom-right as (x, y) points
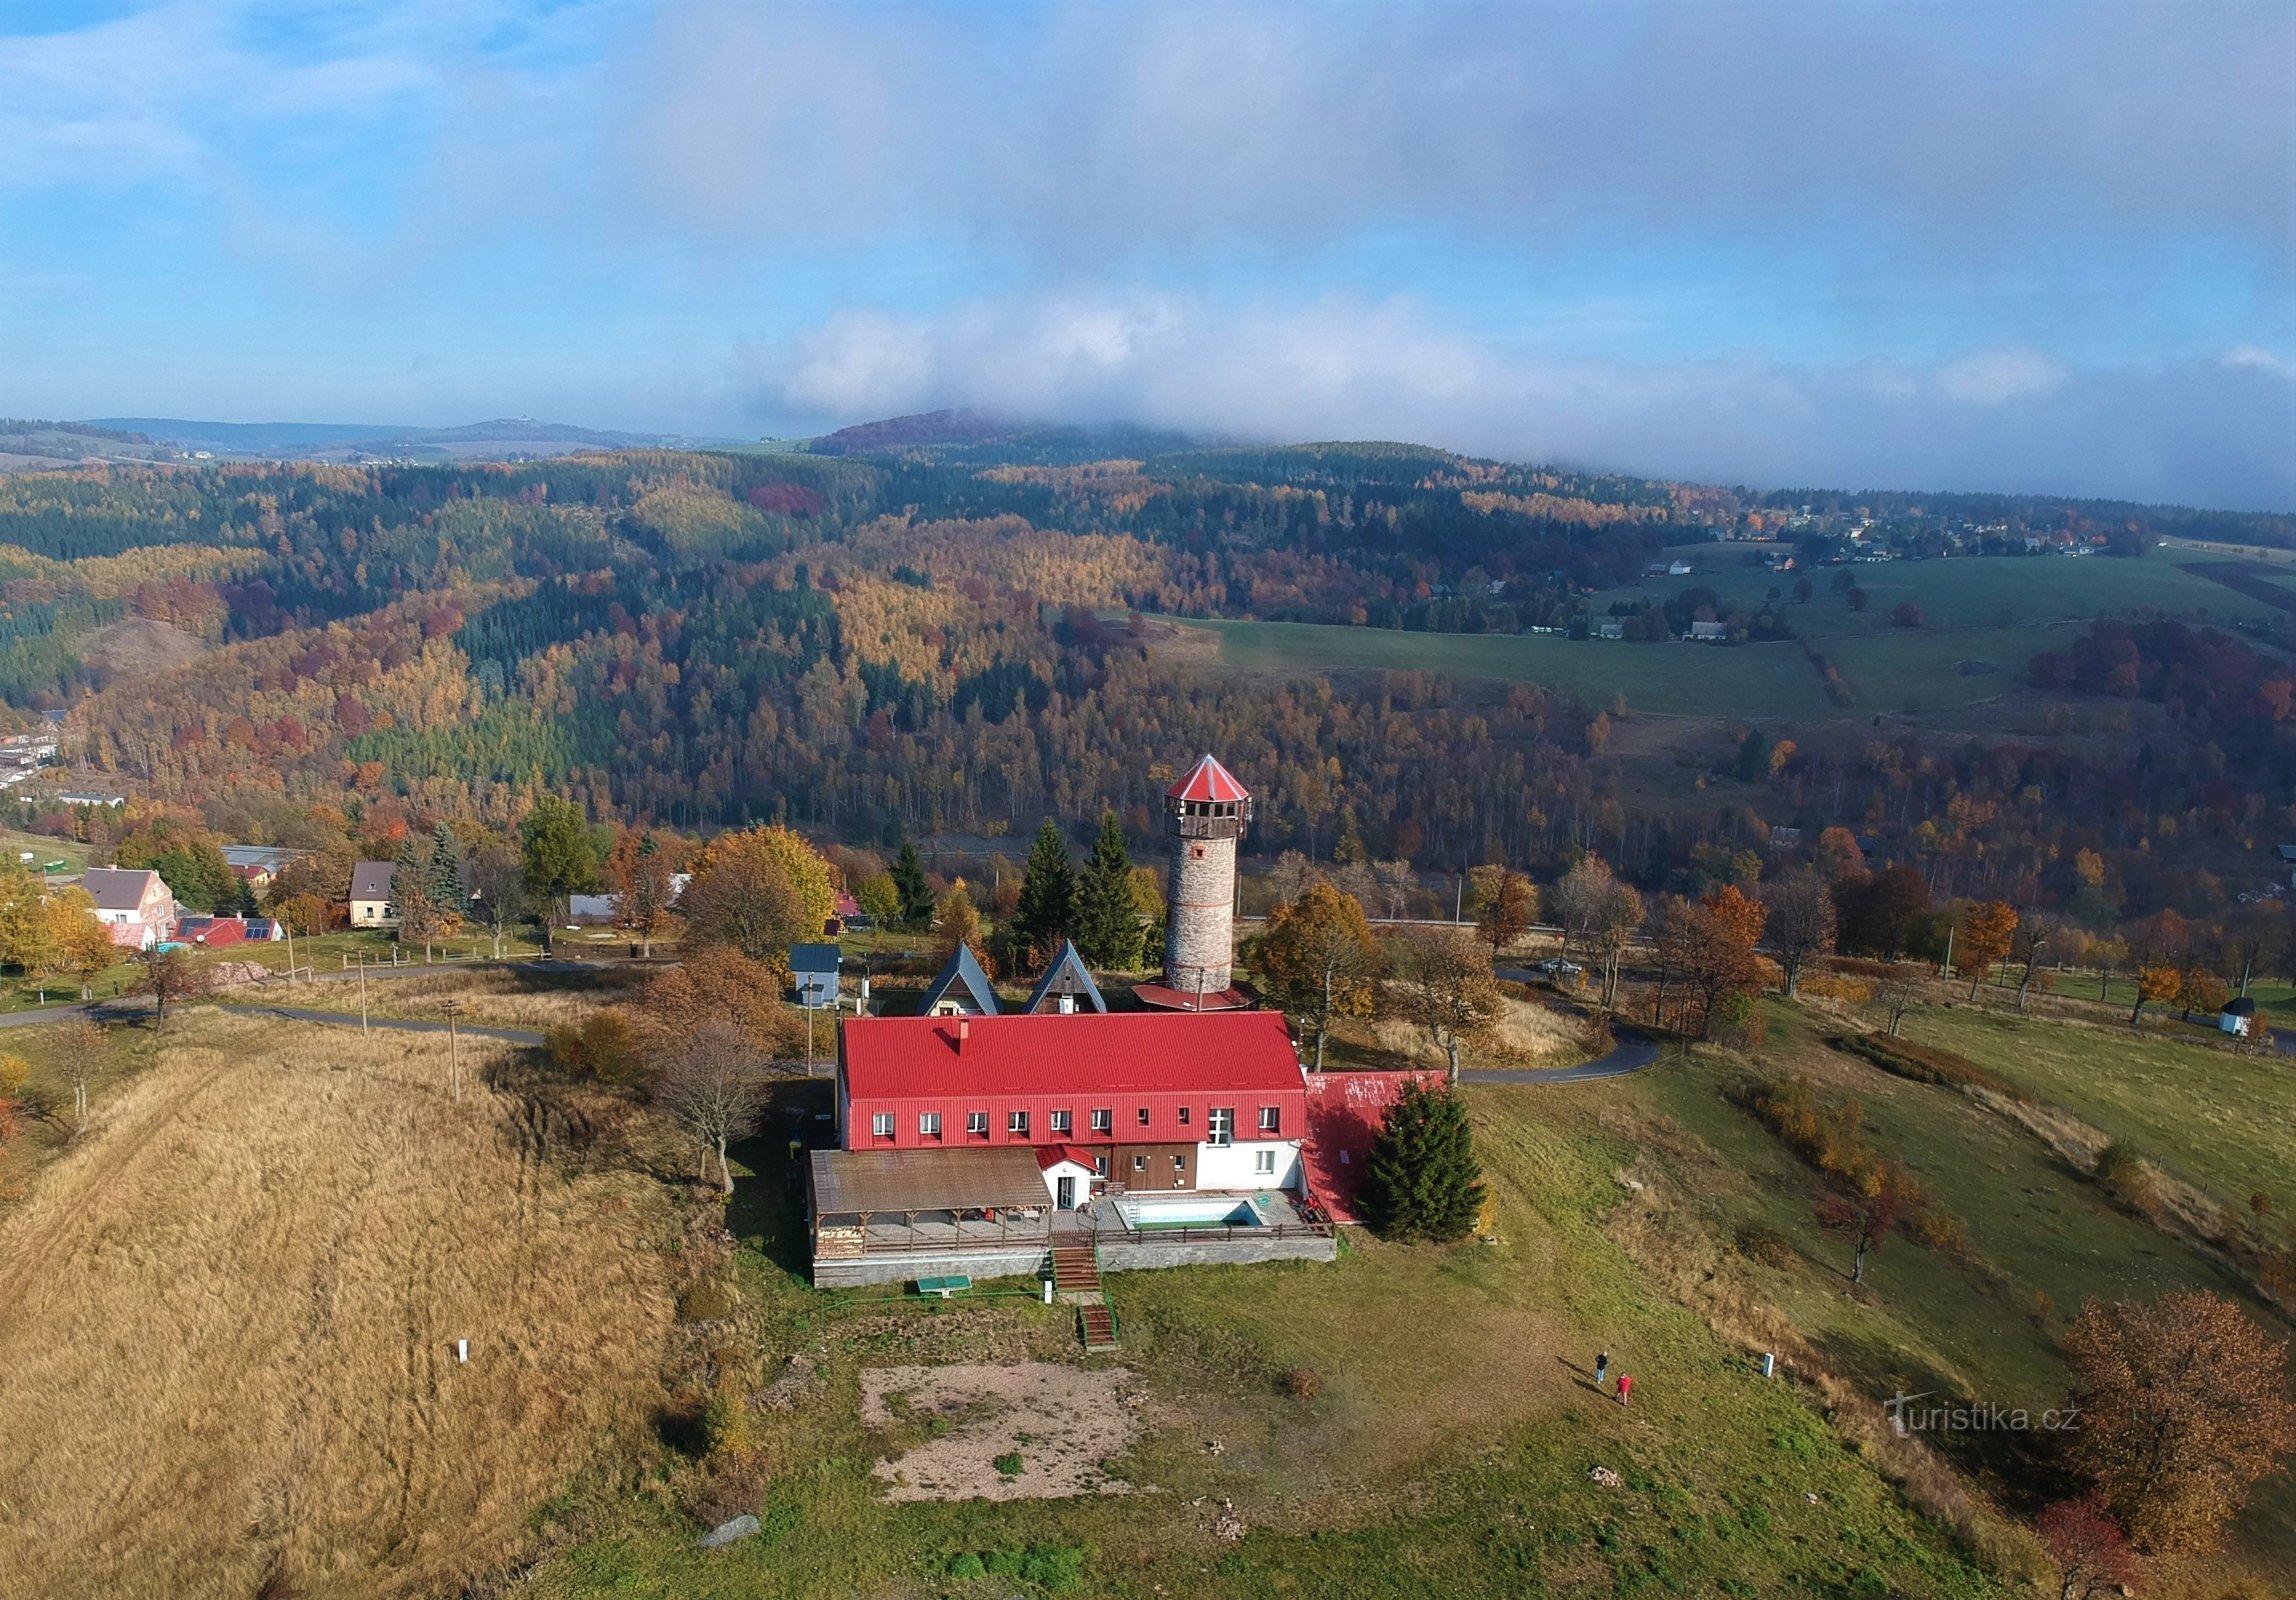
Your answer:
(530, 1074), (2005, 1599)
(0, 1014), (677, 1599)
(1617, 998), (2296, 1596)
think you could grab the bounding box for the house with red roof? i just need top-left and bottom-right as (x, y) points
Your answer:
(810, 1008), (1337, 1286)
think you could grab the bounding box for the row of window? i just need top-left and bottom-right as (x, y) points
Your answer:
(867, 1105), (1283, 1142)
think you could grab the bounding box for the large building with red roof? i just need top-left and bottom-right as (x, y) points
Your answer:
(837, 1010), (1307, 1198)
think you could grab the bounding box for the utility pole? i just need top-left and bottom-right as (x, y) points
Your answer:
(442, 997), (463, 1103)
(360, 960), (370, 1036)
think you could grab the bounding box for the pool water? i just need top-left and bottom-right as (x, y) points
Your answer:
(1117, 1196), (1264, 1230)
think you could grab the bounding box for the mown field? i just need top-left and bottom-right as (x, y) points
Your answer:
(1163, 553), (2290, 719)
(1176, 615), (1837, 718)
(1597, 548), (2290, 633)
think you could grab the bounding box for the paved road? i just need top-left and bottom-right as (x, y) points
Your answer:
(1460, 1026), (1661, 1086)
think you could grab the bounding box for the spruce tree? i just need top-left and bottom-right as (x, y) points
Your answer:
(1072, 811), (1141, 970)
(1009, 819), (1077, 967)
(891, 838), (934, 929)
(429, 822), (465, 914)
(393, 836), (442, 959)
(1361, 1079), (1487, 1243)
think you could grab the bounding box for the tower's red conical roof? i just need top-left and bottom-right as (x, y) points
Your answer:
(1166, 753), (1250, 804)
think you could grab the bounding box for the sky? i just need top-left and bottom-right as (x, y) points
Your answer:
(2, 0), (2292, 508)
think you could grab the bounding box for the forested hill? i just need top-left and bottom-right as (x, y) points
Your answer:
(0, 435), (2287, 921)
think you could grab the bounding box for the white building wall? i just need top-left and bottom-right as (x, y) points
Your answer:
(1194, 1139), (1301, 1192)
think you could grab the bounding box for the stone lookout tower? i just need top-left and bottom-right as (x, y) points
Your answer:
(1155, 753), (1252, 1007)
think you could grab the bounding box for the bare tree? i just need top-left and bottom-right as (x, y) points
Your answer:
(655, 1021), (770, 1197)
(2013, 912), (2061, 1013)
(1387, 927), (1503, 1084)
(1552, 856), (1644, 1006)
(130, 945), (212, 1034)
(1874, 965), (1922, 1036)
(50, 1018), (107, 1134)
(1760, 870), (1837, 996)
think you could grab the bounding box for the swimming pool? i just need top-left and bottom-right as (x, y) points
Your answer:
(1117, 1195), (1265, 1230)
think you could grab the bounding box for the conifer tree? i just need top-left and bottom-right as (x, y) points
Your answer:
(1072, 811), (1141, 970)
(429, 822), (465, 914)
(1009, 819), (1076, 967)
(891, 838), (934, 929)
(393, 836), (444, 960)
(1361, 1079), (1486, 1243)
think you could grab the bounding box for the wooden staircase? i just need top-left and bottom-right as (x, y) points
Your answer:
(1050, 1245), (1119, 1350)
(1051, 1245), (1101, 1295)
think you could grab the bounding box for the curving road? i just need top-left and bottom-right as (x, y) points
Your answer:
(1459, 1026), (1660, 1085)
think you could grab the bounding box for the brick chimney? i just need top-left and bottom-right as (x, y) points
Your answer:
(957, 1016), (969, 1054)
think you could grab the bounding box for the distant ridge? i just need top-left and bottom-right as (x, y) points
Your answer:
(806, 408), (1014, 456)
(84, 416), (737, 462)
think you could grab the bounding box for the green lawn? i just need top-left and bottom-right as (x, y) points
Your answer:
(1179, 616), (1837, 718)
(1822, 626), (2071, 712)
(527, 1076), (2004, 1599)
(1589, 551), (2286, 637)
(1161, 553), (2285, 720)
(1625, 1000), (2296, 1589)
(1900, 1006), (2296, 1220)
(0, 828), (90, 873)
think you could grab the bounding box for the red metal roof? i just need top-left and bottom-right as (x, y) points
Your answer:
(1301, 1069), (1448, 1224)
(843, 1011), (1300, 1099)
(1036, 1143), (1101, 1172)
(1165, 753), (1250, 805)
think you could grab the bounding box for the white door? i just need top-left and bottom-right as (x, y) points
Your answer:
(1056, 1175), (1076, 1210)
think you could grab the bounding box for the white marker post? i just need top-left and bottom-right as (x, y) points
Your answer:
(456, 1339), (469, 1364)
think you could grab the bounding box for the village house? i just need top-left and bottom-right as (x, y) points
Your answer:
(791, 943), (843, 1007)
(83, 866), (178, 949)
(348, 861), (396, 928)
(220, 845), (303, 894)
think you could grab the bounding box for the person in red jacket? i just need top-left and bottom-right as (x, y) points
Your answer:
(1616, 1374), (1633, 1407)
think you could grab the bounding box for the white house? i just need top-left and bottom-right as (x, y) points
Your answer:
(349, 860), (396, 927)
(83, 866), (178, 950)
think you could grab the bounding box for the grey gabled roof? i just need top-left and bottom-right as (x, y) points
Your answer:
(918, 942), (1000, 1016)
(349, 861), (395, 901)
(1024, 940), (1108, 1014)
(82, 866), (161, 913)
(790, 942), (842, 975)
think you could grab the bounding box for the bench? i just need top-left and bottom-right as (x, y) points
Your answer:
(915, 1275), (972, 1299)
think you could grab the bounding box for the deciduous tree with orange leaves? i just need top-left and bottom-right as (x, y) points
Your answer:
(1955, 900), (2018, 998)
(1653, 886), (1767, 1037)
(2129, 964), (2182, 1026)
(2063, 1290), (2295, 1554)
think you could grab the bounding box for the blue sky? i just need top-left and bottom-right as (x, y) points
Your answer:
(2, 1), (2292, 507)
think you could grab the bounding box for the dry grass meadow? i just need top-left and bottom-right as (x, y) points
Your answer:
(0, 1011), (678, 1600)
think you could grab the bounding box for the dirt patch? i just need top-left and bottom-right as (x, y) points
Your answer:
(862, 1362), (1142, 1502)
(86, 616), (208, 677)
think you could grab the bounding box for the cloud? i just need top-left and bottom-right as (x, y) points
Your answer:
(617, 0), (2296, 266)
(749, 291), (2296, 509)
